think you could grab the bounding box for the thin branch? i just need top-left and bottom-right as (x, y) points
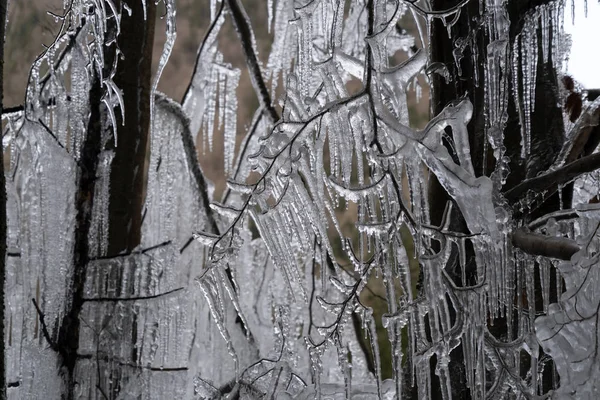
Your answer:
(511, 228), (580, 261)
(77, 352), (188, 372)
(351, 312), (376, 375)
(82, 287), (184, 303)
(221, 107), (265, 205)
(95, 385), (109, 400)
(181, 0), (225, 105)
(403, 0), (470, 16)
(31, 299), (59, 352)
(528, 209), (580, 230)
(226, 0), (279, 124)
(1, 104), (23, 116)
(89, 240), (172, 261)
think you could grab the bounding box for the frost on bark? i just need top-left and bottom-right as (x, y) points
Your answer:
(3, 0), (600, 399)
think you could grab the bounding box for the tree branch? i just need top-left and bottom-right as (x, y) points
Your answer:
(157, 94), (259, 350)
(527, 209), (579, 230)
(82, 287), (184, 303)
(31, 299), (59, 352)
(226, 0), (279, 124)
(505, 152), (600, 204)
(511, 228), (580, 261)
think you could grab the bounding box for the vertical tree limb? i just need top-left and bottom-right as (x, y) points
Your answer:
(429, 3), (483, 398)
(107, 0), (156, 255)
(57, 76), (103, 400)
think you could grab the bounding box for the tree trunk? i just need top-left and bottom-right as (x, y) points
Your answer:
(429, 0), (565, 397)
(428, 2), (485, 398)
(107, 0), (156, 255)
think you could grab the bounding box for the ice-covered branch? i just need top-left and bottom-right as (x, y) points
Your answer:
(227, 0), (279, 123)
(505, 152), (600, 204)
(511, 228), (580, 261)
(31, 299), (59, 352)
(404, 0), (471, 17)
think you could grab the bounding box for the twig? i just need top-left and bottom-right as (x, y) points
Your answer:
(95, 385), (109, 400)
(82, 286), (184, 302)
(89, 240), (171, 261)
(31, 298), (59, 352)
(226, 0), (279, 124)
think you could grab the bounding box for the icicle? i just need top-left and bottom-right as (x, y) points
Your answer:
(224, 67), (240, 174)
(150, 0), (177, 99)
(309, 345), (323, 399)
(365, 309), (383, 398)
(529, 21), (538, 114)
(541, 6), (549, 64)
(512, 39), (526, 159)
(196, 271), (240, 379)
(538, 257), (551, 313)
(523, 31), (532, 157)
(267, 0), (274, 33)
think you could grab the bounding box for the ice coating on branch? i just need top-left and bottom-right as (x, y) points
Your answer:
(88, 149), (114, 257)
(535, 211), (600, 399)
(5, 122), (77, 397)
(183, 44), (240, 173)
(266, 0), (295, 95)
(151, 0), (177, 149)
(2, 1), (125, 395)
(182, 7), (225, 144)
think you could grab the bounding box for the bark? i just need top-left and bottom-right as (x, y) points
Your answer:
(512, 229), (579, 261)
(107, 0), (156, 255)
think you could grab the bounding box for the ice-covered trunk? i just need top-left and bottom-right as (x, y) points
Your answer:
(428, 0), (567, 397)
(428, 2), (487, 398)
(5, 122), (79, 398)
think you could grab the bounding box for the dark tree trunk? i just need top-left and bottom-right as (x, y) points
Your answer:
(428, 0), (565, 398)
(428, 2), (486, 398)
(107, 0), (156, 255)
